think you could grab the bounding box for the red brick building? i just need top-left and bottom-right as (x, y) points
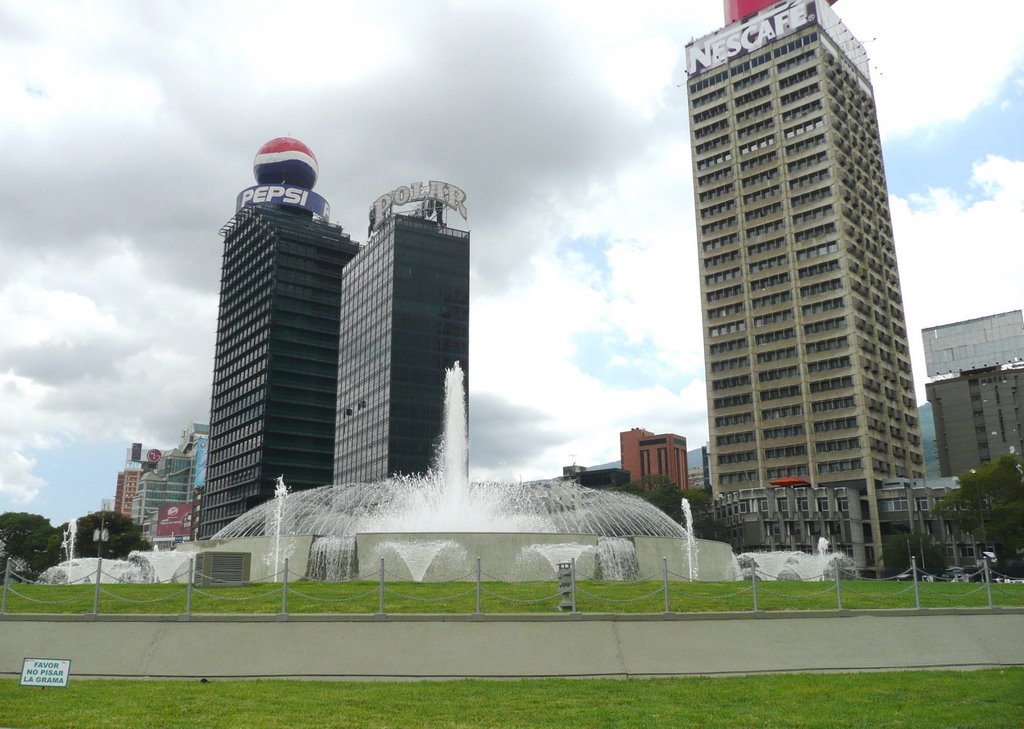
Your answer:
(619, 428), (689, 489)
(113, 468), (142, 518)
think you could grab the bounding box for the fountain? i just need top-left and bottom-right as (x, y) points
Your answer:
(61, 518), (77, 563)
(40, 517), (193, 585)
(267, 475), (292, 582)
(681, 498), (698, 581)
(595, 537), (640, 581)
(737, 539), (857, 581)
(194, 362), (738, 582)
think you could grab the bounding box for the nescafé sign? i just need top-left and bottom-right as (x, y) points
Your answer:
(686, 0), (816, 75)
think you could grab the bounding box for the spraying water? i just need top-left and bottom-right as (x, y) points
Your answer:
(213, 364), (707, 581)
(271, 475), (290, 582)
(61, 519), (77, 563)
(681, 498), (698, 581)
(439, 362), (469, 520)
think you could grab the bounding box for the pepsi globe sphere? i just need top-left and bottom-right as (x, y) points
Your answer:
(253, 137), (319, 189)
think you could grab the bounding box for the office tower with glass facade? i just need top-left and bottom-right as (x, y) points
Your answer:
(334, 207), (470, 483)
(200, 138), (360, 537)
(686, 1), (924, 570)
(924, 311), (1024, 476)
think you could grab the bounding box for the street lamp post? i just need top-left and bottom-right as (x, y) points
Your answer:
(93, 514), (109, 559)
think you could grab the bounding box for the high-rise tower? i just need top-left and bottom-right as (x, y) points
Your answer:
(686, 1), (924, 569)
(199, 138), (360, 537)
(333, 182), (470, 483)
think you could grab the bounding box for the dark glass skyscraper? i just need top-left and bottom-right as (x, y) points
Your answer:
(200, 140), (360, 537)
(334, 214), (470, 482)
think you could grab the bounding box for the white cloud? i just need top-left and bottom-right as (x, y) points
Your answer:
(0, 0), (1022, 518)
(0, 243), (216, 506)
(891, 155), (1024, 401)
(836, 2), (1024, 139)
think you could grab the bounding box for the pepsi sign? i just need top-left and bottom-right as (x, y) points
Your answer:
(236, 185), (330, 220)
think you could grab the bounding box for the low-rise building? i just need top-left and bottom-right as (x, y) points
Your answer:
(713, 477), (981, 574)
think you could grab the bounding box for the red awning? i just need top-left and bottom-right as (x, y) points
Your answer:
(768, 476), (811, 487)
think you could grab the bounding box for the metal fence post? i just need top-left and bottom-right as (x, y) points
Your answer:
(185, 558), (193, 616)
(92, 557), (103, 615)
(834, 558), (843, 610)
(984, 558), (993, 608)
(570, 558), (577, 613)
(378, 557), (385, 614)
(911, 556), (920, 609)
(751, 564), (759, 612)
(475, 556), (481, 615)
(1, 558), (10, 614)
(281, 558), (289, 615)
(663, 557), (670, 613)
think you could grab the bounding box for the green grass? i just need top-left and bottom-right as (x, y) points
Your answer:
(0, 669), (1022, 728)
(2, 578), (1022, 615)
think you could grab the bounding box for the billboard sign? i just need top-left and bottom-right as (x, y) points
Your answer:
(156, 503), (192, 538)
(687, 0), (817, 75)
(192, 435), (208, 490)
(369, 181), (468, 233)
(147, 448), (162, 463)
(130, 442), (142, 462)
(236, 185), (330, 220)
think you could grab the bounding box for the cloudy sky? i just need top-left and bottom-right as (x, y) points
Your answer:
(1, 0), (1022, 525)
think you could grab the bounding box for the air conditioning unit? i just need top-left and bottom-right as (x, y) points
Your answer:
(193, 551), (252, 587)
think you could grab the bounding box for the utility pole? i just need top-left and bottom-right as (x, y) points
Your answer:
(94, 514), (109, 559)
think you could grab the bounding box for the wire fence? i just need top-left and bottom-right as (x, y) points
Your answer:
(1, 555), (1021, 617)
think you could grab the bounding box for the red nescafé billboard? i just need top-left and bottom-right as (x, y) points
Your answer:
(156, 503), (192, 538)
(724, 0), (836, 24)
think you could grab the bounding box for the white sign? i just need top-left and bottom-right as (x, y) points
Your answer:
(686, 0), (816, 75)
(20, 658), (71, 687)
(370, 181), (467, 232)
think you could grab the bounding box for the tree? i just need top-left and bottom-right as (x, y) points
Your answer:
(934, 454), (1024, 565)
(67, 511), (149, 560)
(679, 488), (730, 541)
(614, 477), (729, 540)
(616, 475), (685, 521)
(882, 532), (948, 575)
(0, 512), (61, 578)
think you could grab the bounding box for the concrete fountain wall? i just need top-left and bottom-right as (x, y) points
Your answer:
(177, 536), (315, 582)
(180, 532), (738, 582)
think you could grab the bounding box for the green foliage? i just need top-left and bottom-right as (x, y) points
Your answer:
(935, 454), (1024, 564)
(616, 474), (685, 520)
(0, 512), (61, 577)
(66, 511), (150, 560)
(614, 477), (728, 540)
(881, 532), (948, 575)
(680, 487), (730, 541)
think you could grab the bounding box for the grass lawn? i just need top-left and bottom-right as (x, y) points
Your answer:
(0, 669), (1021, 728)
(2, 579), (1022, 615)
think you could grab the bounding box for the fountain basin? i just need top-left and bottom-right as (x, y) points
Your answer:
(181, 532), (738, 582)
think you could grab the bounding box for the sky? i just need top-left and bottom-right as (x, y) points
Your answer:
(1, 0), (1023, 526)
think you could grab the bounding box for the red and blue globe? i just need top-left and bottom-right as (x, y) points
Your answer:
(253, 137), (319, 189)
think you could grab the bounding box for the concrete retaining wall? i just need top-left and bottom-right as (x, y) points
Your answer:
(1, 610), (1021, 680)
